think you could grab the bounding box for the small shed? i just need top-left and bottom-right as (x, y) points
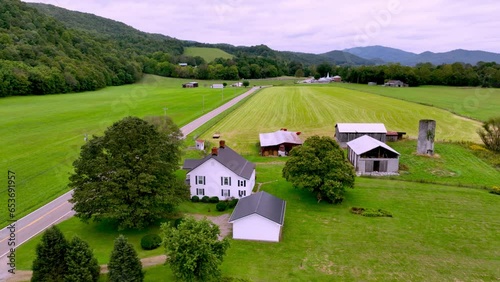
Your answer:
(384, 80), (408, 87)
(368, 82), (377, 86)
(333, 75), (342, 82)
(259, 129), (303, 156)
(211, 84), (224, 89)
(178, 63), (188, 66)
(347, 135), (400, 174)
(386, 131), (406, 142)
(229, 191), (286, 242)
(195, 140), (205, 150)
(182, 82), (198, 88)
(335, 123), (387, 148)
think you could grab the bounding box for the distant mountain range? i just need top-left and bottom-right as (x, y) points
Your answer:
(343, 45), (500, 66)
(27, 3), (500, 67)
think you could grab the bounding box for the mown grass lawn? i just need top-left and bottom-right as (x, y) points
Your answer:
(198, 86), (482, 155)
(16, 163), (500, 281)
(337, 84), (500, 122)
(0, 75), (248, 227)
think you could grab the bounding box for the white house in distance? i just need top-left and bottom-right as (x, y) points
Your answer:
(211, 84), (224, 89)
(347, 135), (400, 174)
(229, 191), (286, 242)
(182, 140), (256, 199)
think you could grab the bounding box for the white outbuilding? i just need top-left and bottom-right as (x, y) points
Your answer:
(347, 135), (400, 174)
(229, 191), (286, 242)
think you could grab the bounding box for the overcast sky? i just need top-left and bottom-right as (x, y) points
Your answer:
(22, 0), (500, 54)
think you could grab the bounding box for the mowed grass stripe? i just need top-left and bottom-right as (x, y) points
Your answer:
(200, 86), (482, 154)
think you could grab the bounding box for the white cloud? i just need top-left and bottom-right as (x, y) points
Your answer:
(22, 0), (500, 54)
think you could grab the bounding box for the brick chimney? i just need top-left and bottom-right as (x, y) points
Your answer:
(296, 131), (301, 135)
(219, 140), (225, 148)
(211, 147), (218, 156)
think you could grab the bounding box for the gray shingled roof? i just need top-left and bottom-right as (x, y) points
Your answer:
(336, 123), (387, 133)
(347, 135), (400, 155)
(182, 146), (255, 179)
(259, 130), (303, 147)
(229, 191), (286, 225)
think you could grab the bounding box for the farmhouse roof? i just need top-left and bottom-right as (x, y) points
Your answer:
(333, 75), (341, 78)
(347, 135), (399, 155)
(182, 145), (255, 179)
(335, 123), (387, 133)
(259, 130), (303, 147)
(229, 191), (286, 225)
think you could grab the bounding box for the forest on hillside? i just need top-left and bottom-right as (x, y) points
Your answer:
(1, 0), (500, 98)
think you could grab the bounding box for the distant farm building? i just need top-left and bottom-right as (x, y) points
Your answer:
(368, 82), (377, 86)
(182, 82), (198, 88)
(195, 140), (205, 151)
(211, 84), (224, 89)
(259, 129), (303, 156)
(229, 191), (286, 242)
(178, 63), (188, 66)
(384, 80), (408, 87)
(231, 82), (243, 87)
(332, 75), (342, 82)
(386, 131), (406, 142)
(335, 123), (387, 148)
(347, 135), (400, 174)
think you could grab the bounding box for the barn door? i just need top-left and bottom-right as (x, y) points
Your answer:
(380, 161), (388, 172)
(365, 161), (373, 172)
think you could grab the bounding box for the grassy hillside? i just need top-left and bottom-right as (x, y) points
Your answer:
(15, 167), (500, 281)
(197, 86), (482, 154)
(183, 47), (234, 62)
(0, 75), (247, 227)
(338, 84), (500, 121)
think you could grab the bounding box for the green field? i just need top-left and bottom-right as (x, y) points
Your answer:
(198, 86), (482, 154)
(183, 47), (234, 62)
(338, 84), (500, 121)
(0, 75), (248, 227)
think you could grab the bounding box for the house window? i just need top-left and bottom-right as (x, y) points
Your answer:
(196, 176), (205, 185)
(221, 177), (231, 186)
(221, 189), (230, 197)
(238, 180), (246, 187)
(196, 188), (205, 196)
(238, 190), (246, 197)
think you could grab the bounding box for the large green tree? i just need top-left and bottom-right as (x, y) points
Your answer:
(108, 235), (144, 282)
(282, 136), (355, 203)
(477, 116), (500, 152)
(162, 216), (230, 282)
(31, 226), (68, 282)
(69, 116), (189, 230)
(64, 236), (100, 282)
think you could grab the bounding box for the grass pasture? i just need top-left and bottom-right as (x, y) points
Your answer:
(0, 75), (248, 227)
(338, 84), (500, 121)
(198, 86), (482, 154)
(183, 47), (234, 62)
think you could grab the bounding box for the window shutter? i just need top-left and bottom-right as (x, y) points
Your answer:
(229, 177), (231, 186)
(203, 176), (206, 185)
(221, 189), (223, 196)
(228, 190), (231, 197)
(221, 177), (223, 186)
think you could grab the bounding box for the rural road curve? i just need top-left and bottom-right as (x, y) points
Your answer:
(0, 86), (262, 280)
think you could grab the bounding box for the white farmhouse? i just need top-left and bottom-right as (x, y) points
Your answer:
(229, 191), (286, 242)
(183, 140), (255, 200)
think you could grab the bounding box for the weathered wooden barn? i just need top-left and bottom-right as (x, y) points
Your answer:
(334, 123), (387, 148)
(347, 135), (400, 174)
(259, 129), (303, 156)
(182, 82), (198, 88)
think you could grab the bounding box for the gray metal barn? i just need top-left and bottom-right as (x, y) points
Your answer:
(347, 135), (400, 174)
(335, 123), (387, 148)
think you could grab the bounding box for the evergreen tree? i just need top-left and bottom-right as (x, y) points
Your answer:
(31, 226), (68, 282)
(108, 235), (144, 282)
(64, 236), (100, 282)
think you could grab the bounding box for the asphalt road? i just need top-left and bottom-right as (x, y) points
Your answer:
(0, 86), (261, 279)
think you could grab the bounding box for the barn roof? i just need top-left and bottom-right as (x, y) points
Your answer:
(335, 123), (387, 133)
(182, 145), (255, 179)
(259, 130), (303, 147)
(229, 191), (286, 225)
(347, 135), (399, 155)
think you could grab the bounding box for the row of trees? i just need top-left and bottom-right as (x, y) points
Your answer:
(32, 226), (144, 282)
